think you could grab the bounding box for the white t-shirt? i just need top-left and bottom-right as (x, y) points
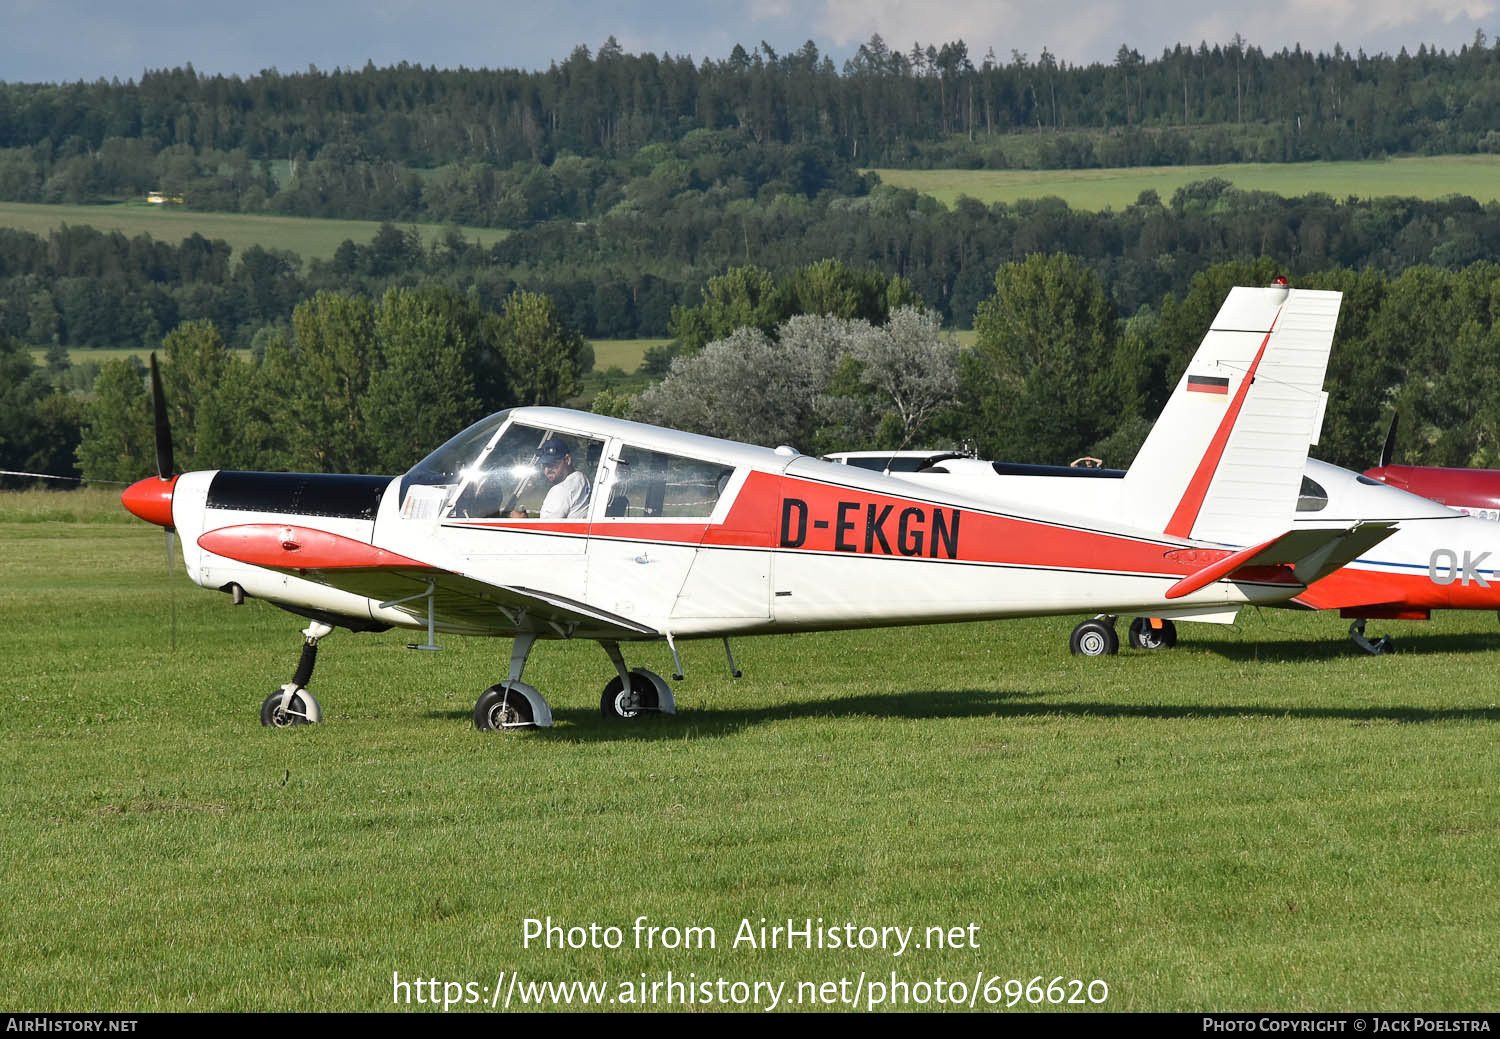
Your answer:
(540, 469), (591, 519)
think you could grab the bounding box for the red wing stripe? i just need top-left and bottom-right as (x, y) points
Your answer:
(1163, 311), (1280, 539)
(199, 524), (435, 570)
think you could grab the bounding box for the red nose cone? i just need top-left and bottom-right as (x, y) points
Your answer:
(122, 475), (178, 528)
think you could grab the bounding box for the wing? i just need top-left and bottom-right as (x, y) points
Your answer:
(197, 524), (657, 639)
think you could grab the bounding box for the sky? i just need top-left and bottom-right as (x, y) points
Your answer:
(1, 0), (1495, 84)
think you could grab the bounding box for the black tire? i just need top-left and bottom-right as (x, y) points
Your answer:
(1069, 618), (1119, 657)
(474, 683), (536, 731)
(601, 670), (659, 721)
(1128, 617), (1178, 650)
(261, 688), (311, 727)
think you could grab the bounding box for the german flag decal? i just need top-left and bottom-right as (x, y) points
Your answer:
(1187, 374), (1230, 395)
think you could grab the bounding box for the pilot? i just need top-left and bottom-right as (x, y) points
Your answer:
(513, 438), (591, 520)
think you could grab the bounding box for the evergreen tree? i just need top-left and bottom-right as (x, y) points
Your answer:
(965, 254), (1122, 463)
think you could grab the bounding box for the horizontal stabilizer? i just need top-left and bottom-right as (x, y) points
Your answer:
(1165, 522), (1396, 600)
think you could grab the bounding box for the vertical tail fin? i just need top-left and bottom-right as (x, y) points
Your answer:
(1121, 285), (1342, 545)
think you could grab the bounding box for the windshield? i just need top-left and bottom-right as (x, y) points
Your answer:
(399, 411), (608, 522)
(398, 411), (512, 518)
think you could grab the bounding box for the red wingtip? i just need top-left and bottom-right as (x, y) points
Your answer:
(122, 475), (178, 529)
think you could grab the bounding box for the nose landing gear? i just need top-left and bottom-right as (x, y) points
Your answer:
(260, 621), (333, 726)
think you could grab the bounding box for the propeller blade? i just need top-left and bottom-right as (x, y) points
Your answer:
(149, 352), (174, 480)
(1379, 412), (1399, 468)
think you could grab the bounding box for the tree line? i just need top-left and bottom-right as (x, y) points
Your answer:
(4, 35), (1500, 232)
(2, 181), (1500, 347)
(60, 285), (587, 483)
(5, 181), (1500, 349)
(7, 253), (1495, 492)
(613, 255), (1500, 474)
(4, 34), (1499, 181)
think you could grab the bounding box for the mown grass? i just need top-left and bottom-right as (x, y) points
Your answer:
(588, 339), (671, 375)
(34, 339), (671, 376)
(0, 200), (510, 262)
(3, 490), (1498, 1011)
(871, 155), (1500, 211)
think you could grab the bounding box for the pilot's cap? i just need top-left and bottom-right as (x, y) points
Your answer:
(537, 438), (570, 462)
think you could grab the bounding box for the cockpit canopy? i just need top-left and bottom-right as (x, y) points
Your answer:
(399, 409), (737, 523)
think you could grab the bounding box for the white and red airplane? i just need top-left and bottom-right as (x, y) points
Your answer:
(122, 283), (1381, 728)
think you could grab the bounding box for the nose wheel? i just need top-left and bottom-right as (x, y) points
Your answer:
(261, 686), (322, 726)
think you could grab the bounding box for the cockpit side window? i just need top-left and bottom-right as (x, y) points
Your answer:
(1296, 476), (1329, 512)
(603, 445), (735, 519)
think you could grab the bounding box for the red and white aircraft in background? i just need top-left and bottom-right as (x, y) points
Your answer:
(123, 283), (1378, 727)
(1364, 413), (1500, 521)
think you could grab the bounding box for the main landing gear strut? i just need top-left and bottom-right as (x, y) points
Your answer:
(471, 636), (679, 730)
(1348, 618), (1391, 655)
(1068, 616), (1178, 656)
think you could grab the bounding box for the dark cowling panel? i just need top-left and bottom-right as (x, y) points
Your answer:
(206, 472), (393, 521)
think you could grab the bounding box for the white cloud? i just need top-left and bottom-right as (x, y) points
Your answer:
(749, 0), (794, 17)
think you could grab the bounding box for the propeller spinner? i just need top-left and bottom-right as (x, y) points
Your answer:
(121, 353), (179, 529)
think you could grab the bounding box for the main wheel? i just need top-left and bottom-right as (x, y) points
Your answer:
(601, 671), (659, 721)
(1069, 618), (1119, 657)
(261, 687), (318, 727)
(1128, 617), (1177, 650)
(474, 683), (536, 730)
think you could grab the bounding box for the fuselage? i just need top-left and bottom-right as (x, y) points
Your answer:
(130, 407), (1335, 641)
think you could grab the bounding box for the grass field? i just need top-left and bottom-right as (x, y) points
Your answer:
(3, 488), (1499, 1012)
(588, 339), (670, 374)
(871, 155), (1500, 211)
(0, 200), (510, 262)
(35, 340), (670, 375)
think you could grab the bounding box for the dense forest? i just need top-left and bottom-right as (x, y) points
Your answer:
(2, 34), (1500, 225)
(8, 252), (1497, 489)
(2, 182), (1495, 348)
